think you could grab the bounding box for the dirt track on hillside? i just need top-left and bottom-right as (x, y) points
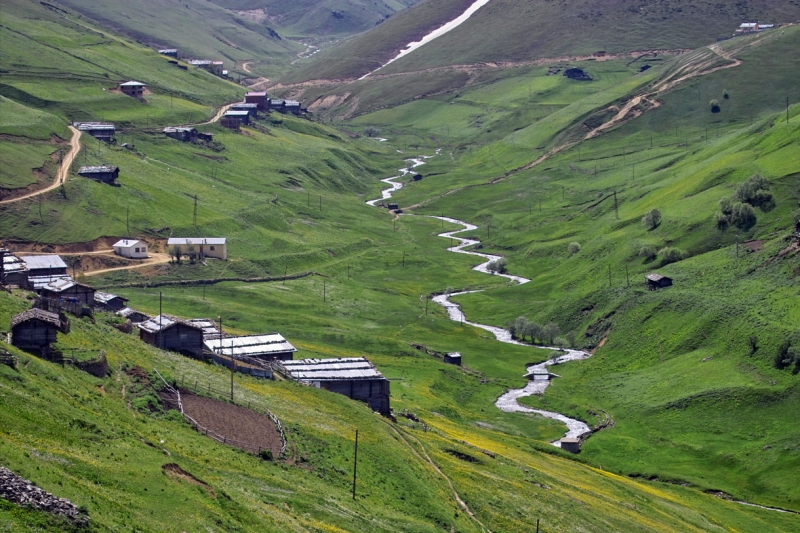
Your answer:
(0, 126), (82, 205)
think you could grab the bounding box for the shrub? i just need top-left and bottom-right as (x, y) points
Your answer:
(658, 247), (687, 265)
(553, 336), (569, 348)
(734, 174), (775, 212)
(642, 208), (662, 230)
(638, 244), (657, 260)
(510, 316), (528, 340)
(748, 334), (759, 355)
(486, 257), (507, 274)
(710, 99), (721, 113)
(723, 89), (730, 100)
(363, 126), (380, 137)
(729, 202), (756, 230)
(567, 242), (581, 255)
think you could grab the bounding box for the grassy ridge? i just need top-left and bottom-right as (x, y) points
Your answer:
(286, 0), (800, 82)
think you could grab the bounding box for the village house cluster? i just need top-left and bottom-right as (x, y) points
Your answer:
(2, 242), (391, 414)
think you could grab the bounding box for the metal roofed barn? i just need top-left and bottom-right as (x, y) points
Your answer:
(167, 237), (227, 260)
(205, 333), (297, 362)
(78, 166), (119, 184)
(645, 273), (673, 290)
(137, 314), (205, 358)
(278, 357), (390, 414)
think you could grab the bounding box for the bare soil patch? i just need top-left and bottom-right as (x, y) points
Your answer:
(179, 391), (282, 456)
(162, 463), (215, 497)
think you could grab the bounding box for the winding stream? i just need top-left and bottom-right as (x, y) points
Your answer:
(366, 156), (594, 446)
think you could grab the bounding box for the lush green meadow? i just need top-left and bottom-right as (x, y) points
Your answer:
(2, 2), (800, 530)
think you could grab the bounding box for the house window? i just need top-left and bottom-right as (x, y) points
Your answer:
(210, 246), (215, 251)
(134, 247), (140, 253)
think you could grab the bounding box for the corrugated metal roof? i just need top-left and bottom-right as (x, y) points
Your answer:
(205, 333), (296, 357)
(189, 60), (212, 65)
(285, 100), (300, 106)
(281, 357), (385, 381)
(270, 99), (285, 105)
(224, 110), (250, 116)
(20, 255), (67, 270)
(113, 239), (142, 248)
(163, 127), (197, 133)
(28, 275), (72, 290)
(119, 81), (145, 86)
(159, 49), (178, 53)
(2, 254), (27, 273)
(75, 122), (115, 131)
(186, 318), (222, 338)
(138, 314), (189, 333)
(94, 291), (127, 304)
(645, 273), (669, 282)
(231, 103), (259, 108)
(167, 237), (226, 245)
(117, 307), (150, 319)
(79, 166), (118, 173)
(42, 278), (77, 292)
(246, 91), (267, 96)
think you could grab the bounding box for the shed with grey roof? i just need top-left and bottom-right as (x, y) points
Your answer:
(39, 278), (95, 305)
(20, 255), (67, 278)
(645, 273), (672, 290)
(78, 166), (119, 184)
(205, 333), (296, 362)
(117, 307), (150, 324)
(1, 249), (28, 287)
(94, 291), (129, 312)
(73, 122), (116, 141)
(119, 81), (146, 97)
(138, 314), (205, 358)
(223, 110), (250, 125)
(278, 357), (390, 414)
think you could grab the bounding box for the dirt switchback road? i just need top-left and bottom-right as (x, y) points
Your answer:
(0, 126), (82, 205)
(82, 252), (171, 277)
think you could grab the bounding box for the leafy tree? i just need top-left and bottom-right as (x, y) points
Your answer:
(730, 202), (756, 230)
(775, 339), (792, 369)
(710, 99), (721, 113)
(565, 331), (577, 348)
(723, 89), (730, 100)
(510, 316), (528, 340)
(748, 334), (759, 355)
(363, 126), (380, 137)
(568, 242), (581, 255)
(525, 322), (543, 344)
(169, 245), (182, 264)
(542, 323), (561, 345)
(642, 208), (662, 230)
(735, 174), (775, 212)
(486, 257), (507, 274)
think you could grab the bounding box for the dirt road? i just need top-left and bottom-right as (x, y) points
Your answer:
(198, 103), (235, 126)
(82, 252), (171, 277)
(0, 126), (82, 205)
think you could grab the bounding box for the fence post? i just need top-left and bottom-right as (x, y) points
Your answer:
(194, 379), (197, 393)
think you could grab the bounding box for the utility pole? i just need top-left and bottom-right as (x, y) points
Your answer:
(788, 96), (791, 123)
(632, 163), (635, 182)
(202, 282), (206, 300)
(159, 292), (163, 349)
(319, 195), (322, 213)
(193, 195), (198, 227)
(613, 190), (619, 219)
(402, 251), (405, 267)
(487, 223), (490, 239)
(307, 190), (310, 207)
(626, 264), (630, 287)
(323, 280), (326, 302)
(352, 430), (359, 500)
(126, 206), (130, 237)
(539, 197), (542, 213)
(347, 263), (350, 280)
(736, 234), (739, 258)
(284, 265), (287, 285)
(608, 264), (612, 287)
(425, 295), (428, 315)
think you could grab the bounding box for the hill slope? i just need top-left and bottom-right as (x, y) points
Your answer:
(285, 0), (800, 82)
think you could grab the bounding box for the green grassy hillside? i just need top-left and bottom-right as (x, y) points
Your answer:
(210, 0), (420, 39)
(284, 0), (800, 82)
(2, 1), (800, 530)
(54, 0), (298, 77)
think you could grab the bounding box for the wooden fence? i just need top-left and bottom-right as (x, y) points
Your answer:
(154, 369), (287, 457)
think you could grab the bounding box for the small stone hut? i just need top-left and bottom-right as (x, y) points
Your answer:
(78, 166), (119, 184)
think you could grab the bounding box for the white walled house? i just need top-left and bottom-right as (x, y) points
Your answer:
(167, 238), (227, 260)
(113, 239), (148, 259)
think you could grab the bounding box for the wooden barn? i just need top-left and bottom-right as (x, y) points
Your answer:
(73, 122), (116, 142)
(560, 438), (581, 454)
(223, 110), (250, 125)
(244, 91), (268, 111)
(78, 165), (119, 184)
(117, 307), (150, 324)
(278, 357), (390, 415)
(269, 99), (285, 112)
(284, 100), (303, 115)
(220, 116), (241, 130)
(119, 81), (146, 97)
(163, 127), (198, 142)
(564, 67), (592, 81)
(1, 249), (28, 287)
(94, 291), (129, 312)
(20, 255), (68, 278)
(113, 239), (148, 259)
(645, 273), (673, 290)
(230, 103), (259, 117)
(10, 309), (65, 354)
(205, 333), (297, 362)
(443, 352), (462, 366)
(137, 314), (205, 358)
(158, 49), (179, 58)
(39, 278), (96, 305)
